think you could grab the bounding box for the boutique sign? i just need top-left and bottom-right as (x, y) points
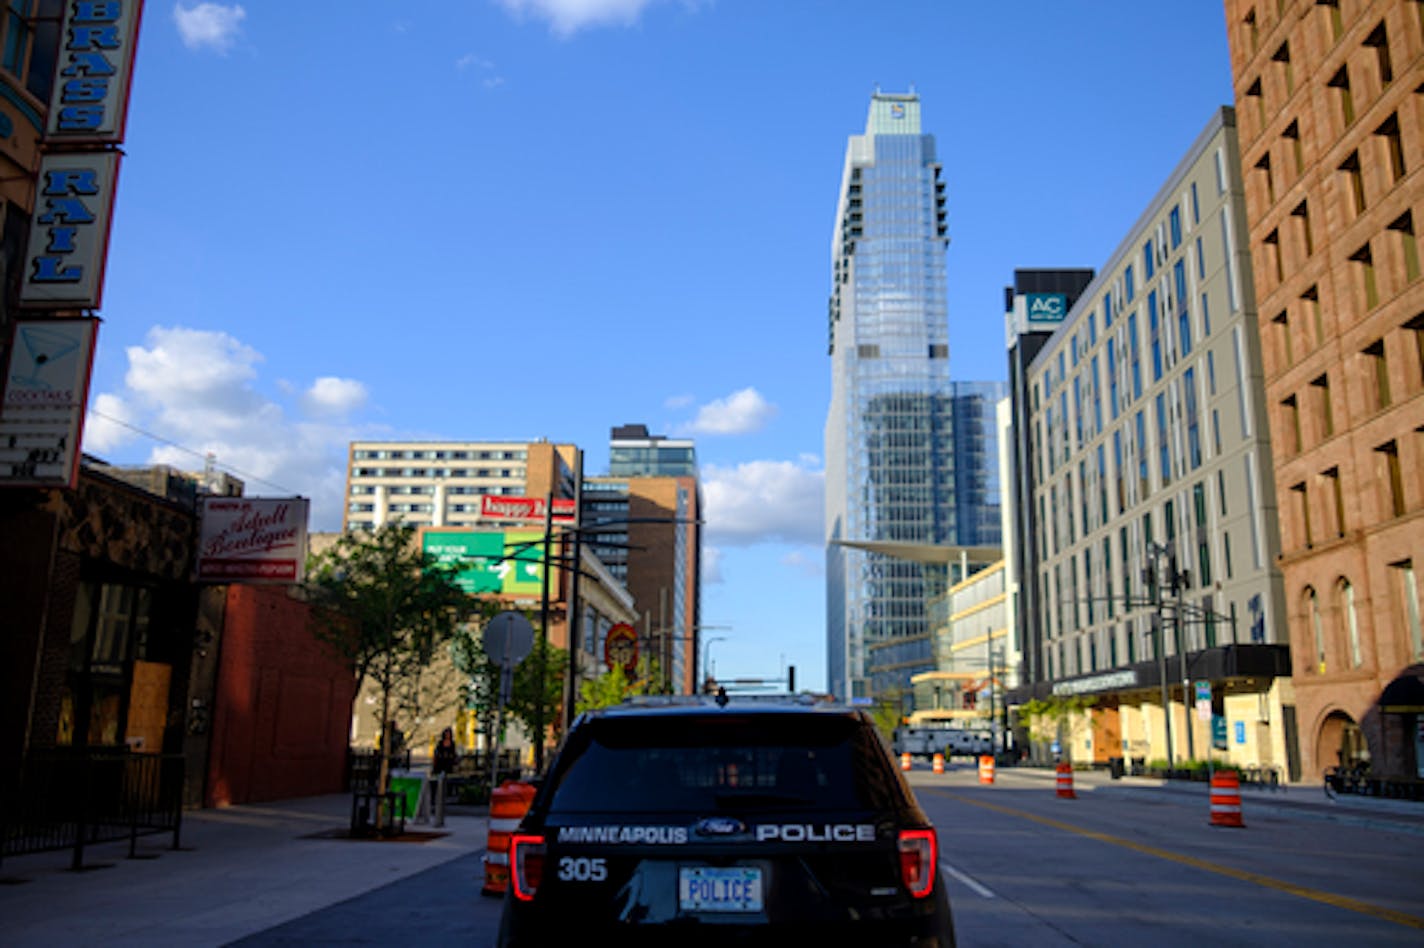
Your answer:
(196, 497), (311, 583)
(45, 0), (145, 143)
(20, 151), (120, 307)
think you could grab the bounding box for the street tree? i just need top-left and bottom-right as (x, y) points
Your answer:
(575, 655), (664, 714)
(307, 523), (479, 818)
(505, 635), (568, 753)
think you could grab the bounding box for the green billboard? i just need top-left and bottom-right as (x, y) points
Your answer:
(422, 529), (547, 596)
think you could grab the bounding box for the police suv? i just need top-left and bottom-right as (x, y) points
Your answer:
(496, 691), (956, 946)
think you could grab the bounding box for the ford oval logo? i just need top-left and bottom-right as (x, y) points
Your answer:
(694, 817), (746, 837)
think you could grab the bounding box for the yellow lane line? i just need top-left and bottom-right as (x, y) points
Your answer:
(925, 787), (1424, 931)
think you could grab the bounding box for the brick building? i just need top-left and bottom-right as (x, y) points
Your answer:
(1224, 0), (1424, 778)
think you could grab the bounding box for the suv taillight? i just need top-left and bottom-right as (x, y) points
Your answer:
(510, 833), (546, 902)
(897, 828), (936, 899)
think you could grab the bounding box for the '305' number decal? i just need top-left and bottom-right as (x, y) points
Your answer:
(557, 856), (607, 882)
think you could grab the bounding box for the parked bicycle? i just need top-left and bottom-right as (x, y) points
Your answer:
(1323, 760), (1373, 800)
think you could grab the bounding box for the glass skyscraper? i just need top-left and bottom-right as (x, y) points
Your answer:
(824, 92), (1003, 701)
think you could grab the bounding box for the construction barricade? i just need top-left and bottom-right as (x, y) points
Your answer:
(978, 755), (995, 785)
(482, 780), (537, 896)
(1209, 770), (1245, 827)
(932, 753), (945, 775)
(1055, 761), (1076, 799)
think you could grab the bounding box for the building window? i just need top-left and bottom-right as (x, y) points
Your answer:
(1245, 76), (1265, 131)
(1283, 119), (1303, 175)
(1377, 440), (1406, 517)
(1406, 314), (1424, 388)
(1364, 339), (1391, 410)
(1282, 394), (1301, 455)
(1307, 587), (1325, 674)
(1328, 65), (1354, 127)
(1312, 373), (1335, 438)
(1273, 310), (1294, 369)
(1364, 22), (1392, 86)
(1293, 481), (1313, 548)
(1255, 152), (1274, 206)
(1292, 200), (1314, 257)
(1319, 0), (1343, 43)
(1340, 151), (1366, 216)
(1339, 579), (1363, 668)
(1352, 244), (1379, 310)
(1390, 212), (1419, 284)
(1325, 466), (1346, 536)
(1170, 207), (1182, 249)
(1264, 229), (1283, 284)
(1272, 40), (1293, 94)
(1303, 284), (1324, 346)
(1376, 114), (1406, 183)
(1391, 560), (1423, 659)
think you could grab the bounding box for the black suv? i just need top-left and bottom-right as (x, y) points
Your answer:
(496, 692), (956, 946)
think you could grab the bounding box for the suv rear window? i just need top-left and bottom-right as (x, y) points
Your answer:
(544, 712), (906, 814)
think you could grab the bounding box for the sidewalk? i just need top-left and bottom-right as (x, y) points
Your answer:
(994, 763), (1424, 835)
(0, 793), (489, 947)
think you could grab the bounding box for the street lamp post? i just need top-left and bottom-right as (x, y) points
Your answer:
(1146, 542), (1176, 769)
(702, 636), (728, 688)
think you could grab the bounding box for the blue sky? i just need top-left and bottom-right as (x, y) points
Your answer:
(82, 1), (1235, 692)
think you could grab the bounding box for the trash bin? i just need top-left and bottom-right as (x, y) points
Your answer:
(1109, 756), (1125, 780)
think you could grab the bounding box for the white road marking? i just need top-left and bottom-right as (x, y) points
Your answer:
(939, 860), (996, 899)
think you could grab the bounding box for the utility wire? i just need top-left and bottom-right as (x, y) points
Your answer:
(88, 408), (300, 495)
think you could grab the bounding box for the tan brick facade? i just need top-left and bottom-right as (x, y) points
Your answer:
(1225, 0), (1424, 779)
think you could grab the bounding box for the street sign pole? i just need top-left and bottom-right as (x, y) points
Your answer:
(484, 612), (534, 799)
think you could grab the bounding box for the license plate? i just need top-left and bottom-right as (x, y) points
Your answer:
(678, 866), (763, 913)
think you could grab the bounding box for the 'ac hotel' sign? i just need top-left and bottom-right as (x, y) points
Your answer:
(20, 1), (142, 309)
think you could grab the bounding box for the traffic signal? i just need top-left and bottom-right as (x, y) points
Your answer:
(788, 665), (796, 693)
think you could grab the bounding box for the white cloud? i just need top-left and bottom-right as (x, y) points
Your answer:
(494, 0), (669, 36)
(83, 393), (138, 453)
(701, 545), (724, 585)
(701, 459), (823, 548)
(82, 326), (378, 532)
(780, 550), (823, 578)
(173, 3), (246, 53)
(456, 52), (495, 71)
(302, 377), (368, 417)
(682, 387), (776, 436)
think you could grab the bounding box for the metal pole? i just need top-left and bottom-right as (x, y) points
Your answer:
(987, 632), (996, 756)
(1176, 560), (1195, 762)
(1149, 544), (1175, 769)
(562, 450), (585, 734)
(533, 491), (554, 774)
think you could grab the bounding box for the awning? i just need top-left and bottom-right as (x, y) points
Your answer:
(1378, 671), (1424, 713)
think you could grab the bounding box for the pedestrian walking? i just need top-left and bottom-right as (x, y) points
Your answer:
(433, 727), (459, 776)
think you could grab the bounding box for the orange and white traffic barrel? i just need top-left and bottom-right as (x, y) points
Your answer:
(978, 754), (995, 785)
(932, 753), (945, 775)
(901, 752), (912, 772)
(1055, 761), (1076, 799)
(1209, 770), (1245, 828)
(482, 780), (537, 896)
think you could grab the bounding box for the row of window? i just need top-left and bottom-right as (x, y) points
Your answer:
(1277, 308), (1424, 461)
(349, 467), (523, 479)
(351, 449), (527, 462)
(1238, 3), (1407, 147)
(1301, 561), (1424, 675)
(349, 483), (527, 496)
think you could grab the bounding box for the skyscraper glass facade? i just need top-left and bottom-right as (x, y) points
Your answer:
(825, 92), (965, 700)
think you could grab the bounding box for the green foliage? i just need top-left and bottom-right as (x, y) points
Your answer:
(1018, 695), (1096, 743)
(576, 655), (665, 714)
(306, 523), (481, 805)
(506, 634), (569, 740)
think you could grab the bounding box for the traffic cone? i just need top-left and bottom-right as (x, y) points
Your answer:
(932, 752), (945, 774)
(901, 752), (912, 772)
(1209, 770), (1245, 827)
(1055, 761), (1076, 799)
(978, 754), (995, 785)
(482, 781), (536, 896)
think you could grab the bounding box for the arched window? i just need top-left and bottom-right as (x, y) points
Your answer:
(1338, 578), (1362, 667)
(1305, 587), (1325, 673)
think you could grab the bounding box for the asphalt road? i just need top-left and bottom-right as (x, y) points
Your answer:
(224, 766), (1424, 947)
